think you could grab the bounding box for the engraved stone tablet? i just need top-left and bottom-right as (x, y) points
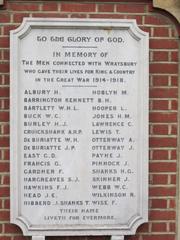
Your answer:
(10, 18), (149, 240)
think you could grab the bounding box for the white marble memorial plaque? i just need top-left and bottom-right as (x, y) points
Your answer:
(10, 18), (149, 239)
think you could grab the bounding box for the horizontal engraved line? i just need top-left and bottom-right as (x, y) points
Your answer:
(62, 85), (97, 88)
(62, 46), (98, 49)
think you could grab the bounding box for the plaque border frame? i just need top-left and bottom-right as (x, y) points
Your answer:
(10, 18), (149, 237)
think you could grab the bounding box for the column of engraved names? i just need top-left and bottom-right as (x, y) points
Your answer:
(22, 59), (83, 208)
(90, 59), (138, 211)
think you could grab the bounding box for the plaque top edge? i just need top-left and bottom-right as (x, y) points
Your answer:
(10, 17), (149, 37)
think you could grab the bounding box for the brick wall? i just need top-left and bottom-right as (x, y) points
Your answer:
(0, 1), (179, 240)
